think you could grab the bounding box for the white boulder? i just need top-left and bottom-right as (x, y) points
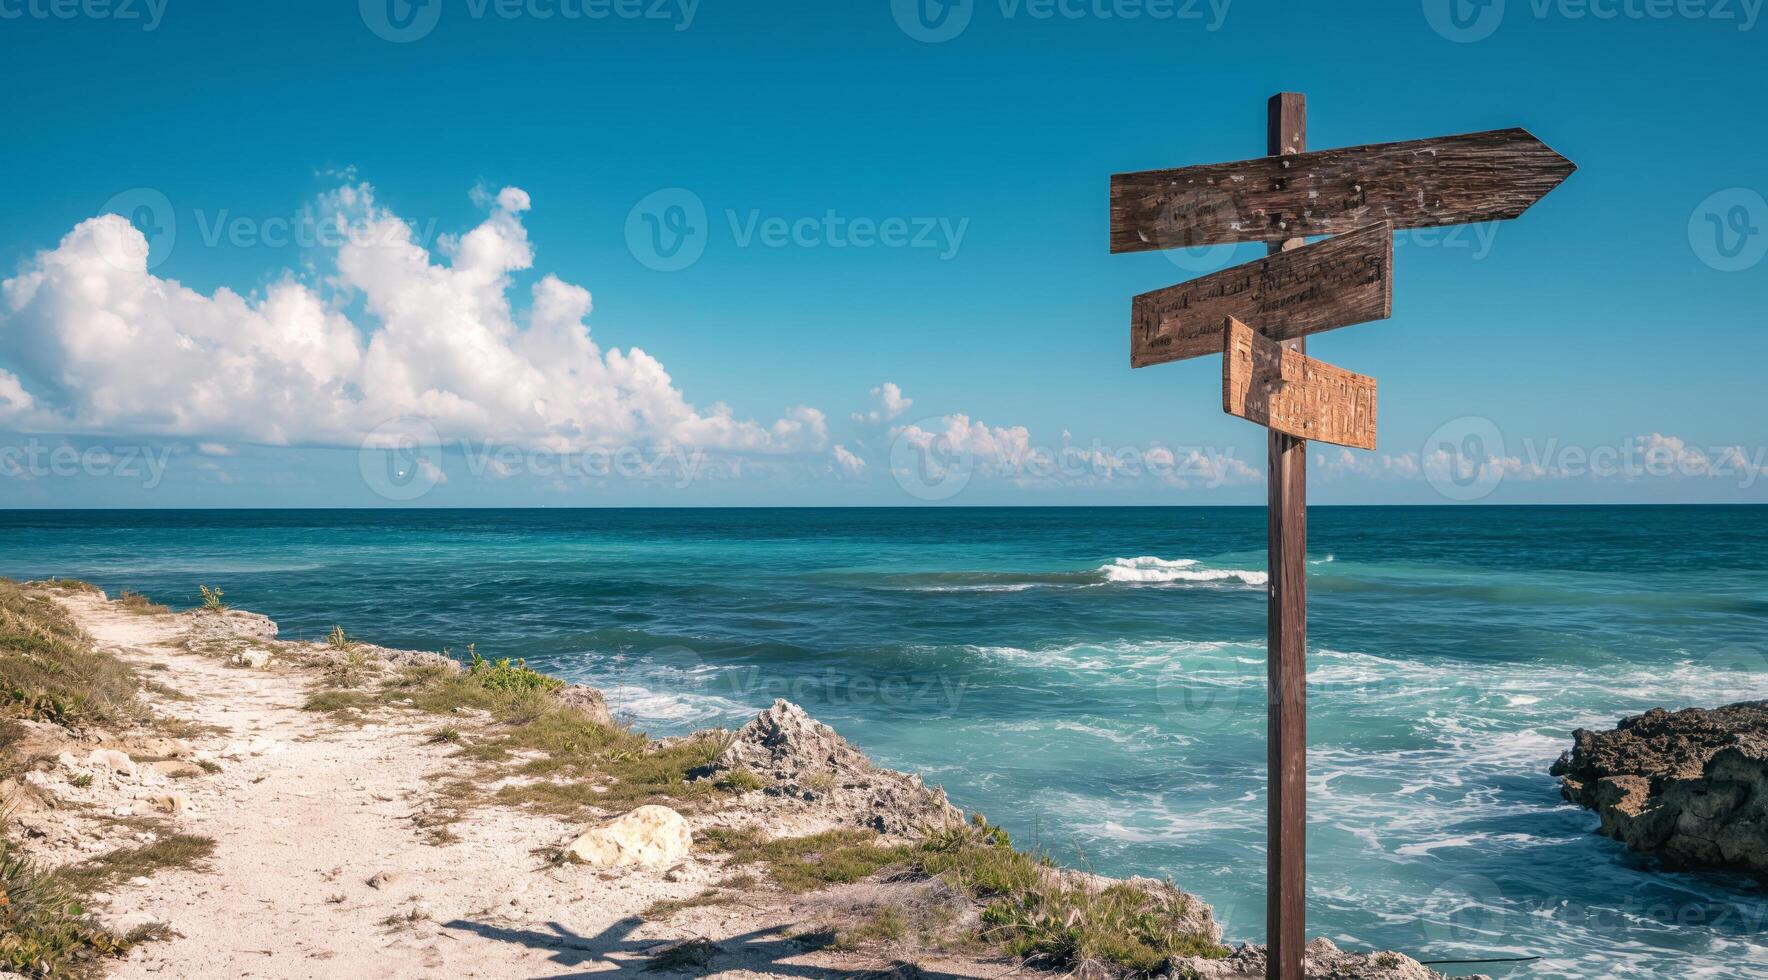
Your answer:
(565, 805), (692, 869)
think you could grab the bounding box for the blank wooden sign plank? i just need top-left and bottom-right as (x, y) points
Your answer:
(1132, 222), (1392, 368)
(1222, 317), (1377, 450)
(1111, 128), (1575, 253)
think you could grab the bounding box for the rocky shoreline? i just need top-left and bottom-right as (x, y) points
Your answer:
(2, 582), (1475, 979)
(1553, 700), (1768, 876)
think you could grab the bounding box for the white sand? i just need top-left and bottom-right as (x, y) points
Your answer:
(39, 592), (1007, 979)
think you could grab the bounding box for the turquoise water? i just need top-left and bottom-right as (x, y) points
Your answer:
(3, 506), (1765, 978)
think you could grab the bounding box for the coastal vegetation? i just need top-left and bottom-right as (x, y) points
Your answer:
(286, 610), (1228, 976)
(0, 580), (174, 976)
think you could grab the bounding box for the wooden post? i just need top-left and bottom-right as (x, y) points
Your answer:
(1265, 91), (1307, 980)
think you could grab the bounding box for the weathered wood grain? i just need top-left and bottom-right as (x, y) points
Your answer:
(1263, 90), (1309, 980)
(1130, 222), (1392, 368)
(1223, 317), (1377, 451)
(1110, 127), (1575, 252)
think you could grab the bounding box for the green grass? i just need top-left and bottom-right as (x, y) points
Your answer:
(704, 816), (1225, 977)
(0, 836), (134, 978)
(116, 592), (170, 616)
(35, 580), (100, 596)
(197, 585), (225, 613)
(704, 827), (915, 893)
(0, 581), (146, 728)
(463, 644), (563, 694)
(52, 835), (216, 895)
(713, 767), (768, 793)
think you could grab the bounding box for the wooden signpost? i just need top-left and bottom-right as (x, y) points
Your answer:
(1108, 94), (1573, 980)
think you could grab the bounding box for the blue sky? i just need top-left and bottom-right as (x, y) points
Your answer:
(0, 0), (1763, 506)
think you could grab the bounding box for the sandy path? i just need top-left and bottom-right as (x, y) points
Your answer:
(50, 593), (1002, 980)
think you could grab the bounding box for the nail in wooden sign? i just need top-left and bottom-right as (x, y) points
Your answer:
(1222, 316), (1377, 451)
(1111, 128), (1575, 253)
(1131, 222), (1392, 368)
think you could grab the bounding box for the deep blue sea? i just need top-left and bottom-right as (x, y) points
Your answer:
(3, 506), (1764, 979)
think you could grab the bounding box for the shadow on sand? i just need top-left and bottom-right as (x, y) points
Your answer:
(443, 914), (984, 979)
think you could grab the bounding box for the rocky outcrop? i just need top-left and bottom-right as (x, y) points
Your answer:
(1168, 939), (1486, 980)
(554, 683), (616, 728)
(565, 804), (692, 869)
(701, 699), (964, 838)
(1552, 701), (1768, 874)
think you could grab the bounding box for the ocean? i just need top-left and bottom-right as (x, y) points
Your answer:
(3, 506), (1764, 979)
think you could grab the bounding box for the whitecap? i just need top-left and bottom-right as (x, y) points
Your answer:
(1099, 556), (1268, 587)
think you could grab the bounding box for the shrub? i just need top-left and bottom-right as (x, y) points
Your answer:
(464, 644), (562, 695)
(197, 586), (225, 613)
(325, 626), (354, 652)
(0, 835), (133, 977)
(117, 592), (169, 616)
(0, 583), (144, 727)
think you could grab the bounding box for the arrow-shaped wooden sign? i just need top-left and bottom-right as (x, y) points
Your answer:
(1222, 316), (1377, 450)
(1111, 128), (1574, 253)
(1132, 222), (1392, 368)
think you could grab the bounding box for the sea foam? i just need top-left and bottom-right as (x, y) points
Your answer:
(1099, 556), (1268, 587)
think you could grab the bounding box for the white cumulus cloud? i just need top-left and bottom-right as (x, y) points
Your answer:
(0, 184), (825, 456)
(852, 381), (913, 424)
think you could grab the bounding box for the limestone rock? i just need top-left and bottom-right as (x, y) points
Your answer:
(231, 649), (271, 669)
(89, 749), (137, 777)
(706, 700), (963, 838)
(145, 792), (188, 814)
(565, 805), (692, 869)
(554, 684), (616, 728)
(1552, 700), (1768, 874)
(1167, 938), (1486, 980)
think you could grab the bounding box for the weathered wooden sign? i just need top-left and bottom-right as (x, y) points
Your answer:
(1110, 128), (1575, 252)
(1131, 222), (1392, 368)
(1222, 317), (1377, 450)
(1105, 94), (1573, 980)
